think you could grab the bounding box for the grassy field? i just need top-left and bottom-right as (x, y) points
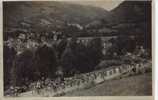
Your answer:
(64, 72), (152, 96)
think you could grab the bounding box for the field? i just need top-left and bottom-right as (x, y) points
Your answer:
(64, 72), (152, 96)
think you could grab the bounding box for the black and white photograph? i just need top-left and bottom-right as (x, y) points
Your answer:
(3, 0), (152, 97)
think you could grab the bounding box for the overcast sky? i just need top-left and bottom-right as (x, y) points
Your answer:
(3, 0), (125, 11)
(66, 0), (125, 11)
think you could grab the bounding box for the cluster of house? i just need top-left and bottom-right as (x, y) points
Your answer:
(18, 59), (151, 97)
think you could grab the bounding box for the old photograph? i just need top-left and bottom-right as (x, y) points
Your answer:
(3, 0), (152, 97)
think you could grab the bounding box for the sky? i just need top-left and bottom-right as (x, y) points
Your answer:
(65, 0), (125, 11)
(3, 0), (125, 11)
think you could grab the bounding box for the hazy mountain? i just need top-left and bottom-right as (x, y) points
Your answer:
(107, 0), (151, 49)
(85, 1), (151, 48)
(108, 1), (151, 24)
(3, 1), (109, 32)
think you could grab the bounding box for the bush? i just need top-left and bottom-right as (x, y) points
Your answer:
(96, 60), (123, 69)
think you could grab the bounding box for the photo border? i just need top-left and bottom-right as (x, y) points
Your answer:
(0, 0), (154, 100)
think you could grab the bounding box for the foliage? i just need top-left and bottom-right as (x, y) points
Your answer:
(106, 35), (136, 56)
(86, 37), (103, 68)
(56, 37), (68, 59)
(34, 45), (58, 79)
(10, 50), (35, 86)
(3, 46), (17, 87)
(61, 37), (103, 76)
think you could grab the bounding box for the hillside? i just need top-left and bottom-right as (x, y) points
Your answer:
(108, 1), (151, 24)
(3, 1), (109, 32)
(3, 1), (151, 39)
(107, 1), (151, 33)
(64, 72), (152, 96)
(94, 0), (152, 49)
(84, 1), (151, 38)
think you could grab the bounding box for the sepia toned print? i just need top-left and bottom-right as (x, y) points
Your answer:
(3, 0), (152, 97)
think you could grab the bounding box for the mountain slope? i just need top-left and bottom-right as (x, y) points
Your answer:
(108, 1), (151, 24)
(64, 72), (152, 96)
(3, 1), (109, 31)
(99, 1), (151, 49)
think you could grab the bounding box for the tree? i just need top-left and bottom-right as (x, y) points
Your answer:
(61, 44), (77, 77)
(86, 37), (103, 70)
(34, 45), (58, 79)
(106, 35), (136, 56)
(10, 49), (35, 86)
(3, 45), (16, 88)
(73, 42), (90, 73)
(61, 37), (104, 76)
(56, 37), (67, 59)
(69, 36), (78, 51)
